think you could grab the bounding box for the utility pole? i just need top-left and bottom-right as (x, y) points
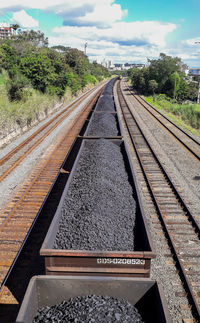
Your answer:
(195, 41), (200, 103)
(197, 79), (200, 104)
(173, 72), (177, 101)
(84, 42), (87, 56)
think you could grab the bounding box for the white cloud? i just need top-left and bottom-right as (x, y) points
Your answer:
(2, 1), (191, 64)
(51, 20), (176, 48)
(182, 37), (200, 46)
(0, 0), (113, 10)
(12, 10), (39, 28)
(48, 20), (176, 63)
(0, 0), (126, 27)
(72, 3), (126, 27)
(162, 41), (200, 67)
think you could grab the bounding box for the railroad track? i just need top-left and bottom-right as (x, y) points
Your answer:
(0, 85), (101, 183)
(125, 83), (200, 161)
(117, 80), (200, 319)
(0, 86), (103, 303)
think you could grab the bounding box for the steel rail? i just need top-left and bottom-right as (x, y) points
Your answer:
(0, 87), (103, 293)
(135, 92), (200, 146)
(0, 87), (95, 167)
(117, 80), (200, 319)
(0, 85), (105, 184)
(128, 87), (200, 161)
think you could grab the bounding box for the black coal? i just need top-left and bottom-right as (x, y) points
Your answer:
(95, 78), (116, 112)
(53, 139), (136, 251)
(33, 294), (144, 323)
(95, 95), (115, 112)
(87, 112), (119, 136)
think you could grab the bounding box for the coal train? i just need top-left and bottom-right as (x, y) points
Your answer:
(16, 77), (171, 323)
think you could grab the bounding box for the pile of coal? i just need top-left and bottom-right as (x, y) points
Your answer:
(53, 139), (136, 251)
(87, 112), (118, 136)
(95, 78), (116, 112)
(33, 294), (144, 323)
(95, 95), (115, 111)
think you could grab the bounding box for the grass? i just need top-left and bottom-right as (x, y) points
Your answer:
(0, 71), (58, 136)
(144, 95), (200, 137)
(0, 70), (103, 140)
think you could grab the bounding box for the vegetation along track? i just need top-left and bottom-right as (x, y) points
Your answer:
(0, 85), (102, 183)
(0, 85), (103, 302)
(126, 83), (200, 161)
(117, 80), (200, 319)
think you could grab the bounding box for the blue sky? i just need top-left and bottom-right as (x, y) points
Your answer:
(0, 0), (200, 67)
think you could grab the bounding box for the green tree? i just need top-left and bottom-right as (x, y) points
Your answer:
(170, 72), (181, 100)
(11, 24), (20, 31)
(21, 53), (55, 92)
(51, 45), (71, 52)
(65, 72), (82, 95)
(0, 29), (109, 102)
(187, 82), (199, 101)
(149, 79), (158, 101)
(13, 30), (48, 47)
(128, 53), (193, 102)
(149, 53), (186, 93)
(64, 48), (89, 76)
(0, 43), (19, 75)
(7, 71), (29, 101)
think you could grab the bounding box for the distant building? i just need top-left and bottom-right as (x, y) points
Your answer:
(108, 62), (145, 71)
(101, 58), (107, 68)
(189, 68), (200, 76)
(98, 59), (146, 71)
(184, 69), (190, 76)
(0, 23), (15, 39)
(123, 63), (145, 70)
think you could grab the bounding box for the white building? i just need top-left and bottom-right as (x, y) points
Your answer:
(0, 23), (15, 39)
(108, 63), (145, 71)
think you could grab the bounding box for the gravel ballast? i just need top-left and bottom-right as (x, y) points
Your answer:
(116, 80), (196, 321)
(32, 294), (144, 323)
(0, 86), (102, 212)
(53, 139), (136, 251)
(87, 112), (119, 136)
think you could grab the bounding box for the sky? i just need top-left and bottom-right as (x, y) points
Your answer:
(0, 0), (200, 67)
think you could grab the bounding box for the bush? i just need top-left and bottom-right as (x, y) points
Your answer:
(65, 72), (82, 95)
(82, 73), (97, 87)
(0, 33), (109, 105)
(145, 95), (200, 130)
(7, 72), (29, 101)
(21, 53), (55, 92)
(46, 85), (64, 97)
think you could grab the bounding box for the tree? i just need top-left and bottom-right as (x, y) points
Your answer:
(0, 29), (109, 101)
(7, 71), (29, 101)
(149, 79), (158, 101)
(129, 67), (150, 94)
(21, 53), (55, 92)
(12, 30), (48, 48)
(65, 72), (82, 95)
(149, 53), (185, 93)
(51, 45), (71, 52)
(170, 72), (180, 100)
(64, 48), (89, 76)
(176, 78), (189, 101)
(11, 24), (20, 31)
(128, 53), (192, 102)
(0, 43), (20, 77)
(187, 82), (198, 101)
